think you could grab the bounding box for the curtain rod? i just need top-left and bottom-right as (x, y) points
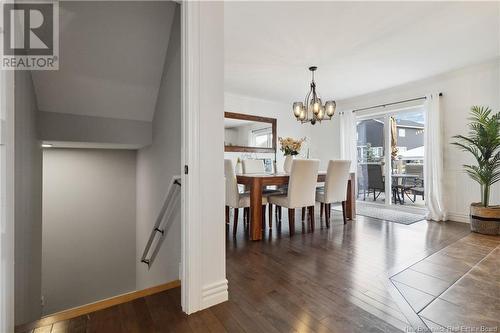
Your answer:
(352, 92), (443, 113)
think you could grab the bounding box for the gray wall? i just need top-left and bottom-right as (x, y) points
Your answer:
(136, 4), (181, 289)
(14, 71), (43, 325)
(42, 149), (137, 315)
(38, 111), (152, 148)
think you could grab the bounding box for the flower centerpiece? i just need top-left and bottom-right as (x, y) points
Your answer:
(279, 137), (306, 173)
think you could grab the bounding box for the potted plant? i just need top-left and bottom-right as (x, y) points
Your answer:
(452, 106), (500, 235)
(278, 137), (305, 173)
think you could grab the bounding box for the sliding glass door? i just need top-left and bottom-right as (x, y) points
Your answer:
(356, 107), (425, 209)
(356, 116), (388, 203)
(391, 109), (425, 207)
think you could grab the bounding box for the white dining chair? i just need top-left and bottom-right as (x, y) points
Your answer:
(242, 159), (266, 174)
(225, 159), (268, 237)
(316, 160), (351, 226)
(268, 159), (320, 236)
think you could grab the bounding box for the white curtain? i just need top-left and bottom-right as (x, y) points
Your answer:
(424, 93), (447, 221)
(339, 110), (357, 172)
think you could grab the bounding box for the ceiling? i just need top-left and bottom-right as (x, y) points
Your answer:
(32, 1), (176, 122)
(225, 1), (500, 103)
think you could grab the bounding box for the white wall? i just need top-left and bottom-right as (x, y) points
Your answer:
(136, 4), (181, 290)
(1, 70), (15, 333)
(334, 58), (500, 222)
(42, 149), (137, 315)
(14, 71), (43, 325)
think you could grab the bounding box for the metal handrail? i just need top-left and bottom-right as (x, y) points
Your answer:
(141, 176), (181, 268)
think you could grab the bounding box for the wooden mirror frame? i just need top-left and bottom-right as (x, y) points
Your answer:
(224, 112), (277, 153)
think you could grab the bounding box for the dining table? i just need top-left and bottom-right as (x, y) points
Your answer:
(236, 172), (356, 240)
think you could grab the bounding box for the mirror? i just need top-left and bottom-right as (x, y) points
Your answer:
(224, 112), (276, 153)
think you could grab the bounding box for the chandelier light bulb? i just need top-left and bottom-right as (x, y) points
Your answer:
(293, 102), (303, 117)
(326, 100), (336, 117)
(312, 101), (320, 114)
(299, 110), (306, 121)
(318, 106), (325, 120)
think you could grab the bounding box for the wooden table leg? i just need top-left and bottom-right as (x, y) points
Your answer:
(250, 178), (263, 240)
(345, 174), (356, 220)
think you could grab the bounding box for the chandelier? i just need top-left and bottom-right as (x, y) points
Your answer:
(292, 66), (336, 125)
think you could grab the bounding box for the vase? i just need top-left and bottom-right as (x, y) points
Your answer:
(283, 155), (294, 173)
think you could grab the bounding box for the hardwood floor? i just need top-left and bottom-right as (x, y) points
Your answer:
(22, 206), (489, 333)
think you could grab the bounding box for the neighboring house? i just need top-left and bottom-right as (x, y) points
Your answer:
(357, 118), (424, 160)
(357, 119), (384, 148)
(395, 119), (424, 150)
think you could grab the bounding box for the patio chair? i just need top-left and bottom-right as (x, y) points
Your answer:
(367, 164), (385, 201)
(403, 164), (424, 202)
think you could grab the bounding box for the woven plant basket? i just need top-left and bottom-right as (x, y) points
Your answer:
(470, 203), (500, 235)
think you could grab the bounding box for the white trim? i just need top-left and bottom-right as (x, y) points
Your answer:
(383, 116), (392, 208)
(447, 212), (469, 224)
(201, 279), (228, 309)
(181, 0), (202, 314)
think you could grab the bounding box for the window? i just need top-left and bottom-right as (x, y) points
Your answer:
(251, 128), (272, 148)
(398, 128), (406, 137)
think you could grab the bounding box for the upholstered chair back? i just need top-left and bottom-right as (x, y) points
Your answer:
(242, 159), (266, 174)
(324, 160), (351, 203)
(224, 159), (239, 207)
(287, 159), (320, 208)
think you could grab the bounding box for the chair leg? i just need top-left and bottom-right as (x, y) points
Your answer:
(288, 208), (295, 236)
(233, 208), (239, 237)
(301, 207), (306, 221)
(278, 206), (282, 222)
(328, 204), (332, 224)
(325, 203), (330, 228)
(243, 207), (249, 228)
(320, 203), (324, 220)
(341, 201), (347, 225)
(262, 205), (266, 229)
(268, 203), (273, 229)
(308, 206), (315, 232)
(225, 205), (230, 224)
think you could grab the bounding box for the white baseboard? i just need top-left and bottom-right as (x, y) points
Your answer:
(447, 212), (469, 223)
(200, 279), (228, 309)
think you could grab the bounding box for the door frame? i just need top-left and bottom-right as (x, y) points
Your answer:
(180, 0), (202, 314)
(180, 1), (227, 314)
(355, 105), (427, 213)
